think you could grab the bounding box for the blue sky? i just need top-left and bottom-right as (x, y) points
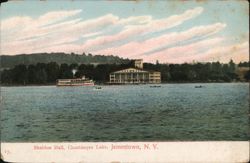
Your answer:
(1, 0), (249, 63)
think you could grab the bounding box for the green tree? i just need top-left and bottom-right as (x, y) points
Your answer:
(12, 64), (28, 85)
(27, 65), (36, 84)
(229, 59), (236, 72)
(59, 63), (73, 79)
(0, 69), (13, 84)
(244, 70), (250, 81)
(46, 62), (59, 83)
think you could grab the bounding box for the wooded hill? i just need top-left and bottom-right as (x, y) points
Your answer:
(0, 53), (130, 69)
(1, 60), (249, 85)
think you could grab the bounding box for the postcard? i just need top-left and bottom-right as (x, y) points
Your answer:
(0, 0), (249, 162)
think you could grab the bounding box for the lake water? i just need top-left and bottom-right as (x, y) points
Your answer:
(1, 83), (249, 142)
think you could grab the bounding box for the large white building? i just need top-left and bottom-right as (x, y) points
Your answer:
(109, 59), (161, 84)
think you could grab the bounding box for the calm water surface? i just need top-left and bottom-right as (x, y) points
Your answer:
(1, 83), (249, 142)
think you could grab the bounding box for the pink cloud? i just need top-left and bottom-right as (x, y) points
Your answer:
(81, 7), (204, 52)
(1, 13), (118, 54)
(94, 23), (226, 58)
(140, 37), (225, 63)
(2, 7), (204, 55)
(141, 40), (249, 64)
(198, 41), (249, 63)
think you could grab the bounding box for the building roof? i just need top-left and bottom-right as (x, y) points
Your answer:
(111, 67), (160, 74)
(111, 68), (148, 73)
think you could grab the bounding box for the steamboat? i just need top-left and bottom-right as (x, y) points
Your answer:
(56, 76), (94, 86)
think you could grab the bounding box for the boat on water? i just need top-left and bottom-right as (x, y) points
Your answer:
(150, 85), (161, 88)
(56, 76), (94, 86)
(94, 86), (102, 90)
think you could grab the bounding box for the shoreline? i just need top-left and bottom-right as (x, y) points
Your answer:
(1, 81), (249, 87)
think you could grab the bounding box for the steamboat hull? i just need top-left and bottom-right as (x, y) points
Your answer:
(57, 83), (94, 86)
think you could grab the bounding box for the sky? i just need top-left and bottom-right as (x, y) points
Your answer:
(1, 0), (249, 63)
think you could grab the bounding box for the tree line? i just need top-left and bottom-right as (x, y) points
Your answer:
(0, 62), (133, 85)
(1, 52), (130, 69)
(0, 60), (249, 85)
(144, 60), (249, 82)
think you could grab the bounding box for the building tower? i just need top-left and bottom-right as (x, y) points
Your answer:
(134, 59), (143, 69)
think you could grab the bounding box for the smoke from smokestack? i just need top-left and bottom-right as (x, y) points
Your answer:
(72, 69), (77, 77)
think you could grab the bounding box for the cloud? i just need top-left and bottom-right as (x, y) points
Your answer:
(2, 9), (82, 30)
(140, 40), (249, 64)
(140, 37), (225, 63)
(199, 41), (249, 63)
(81, 7), (204, 52)
(82, 31), (103, 38)
(2, 7), (247, 64)
(38, 9), (82, 26)
(118, 16), (153, 25)
(94, 23), (226, 58)
(1, 12), (119, 54)
(1, 10), (82, 43)
(1, 7), (204, 55)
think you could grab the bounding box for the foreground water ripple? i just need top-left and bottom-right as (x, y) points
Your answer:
(1, 83), (249, 142)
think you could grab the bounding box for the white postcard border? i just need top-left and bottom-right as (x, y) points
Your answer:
(1, 141), (249, 162)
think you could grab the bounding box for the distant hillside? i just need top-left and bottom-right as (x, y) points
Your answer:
(0, 52), (130, 69)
